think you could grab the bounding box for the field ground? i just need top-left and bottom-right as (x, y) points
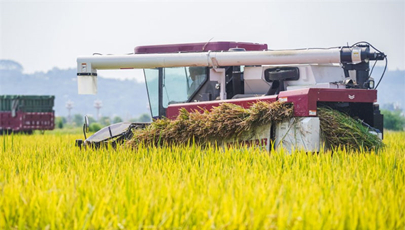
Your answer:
(0, 132), (404, 229)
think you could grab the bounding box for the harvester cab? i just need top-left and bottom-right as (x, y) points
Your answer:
(76, 41), (386, 151)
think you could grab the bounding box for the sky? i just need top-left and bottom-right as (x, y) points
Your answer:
(0, 0), (404, 82)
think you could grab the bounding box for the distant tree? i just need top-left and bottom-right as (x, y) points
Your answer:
(88, 116), (96, 124)
(89, 123), (102, 132)
(129, 114), (152, 122)
(382, 110), (405, 131)
(73, 114), (84, 127)
(137, 113), (152, 122)
(129, 113), (152, 122)
(113, 116), (123, 124)
(60, 116), (67, 124)
(99, 116), (111, 126)
(55, 117), (64, 129)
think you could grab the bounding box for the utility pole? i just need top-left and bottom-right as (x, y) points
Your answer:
(94, 99), (103, 121)
(65, 100), (74, 123)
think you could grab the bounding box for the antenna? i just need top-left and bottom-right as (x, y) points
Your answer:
(202, 37), (214, 51)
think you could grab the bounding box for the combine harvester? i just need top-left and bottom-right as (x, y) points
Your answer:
(75, 41), (386, 151)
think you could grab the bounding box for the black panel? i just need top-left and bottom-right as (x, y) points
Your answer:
(264, 67), (299, 95)
(158, 68), (165, 117)
(373, 104), (384, 138)
(224, 66), (244, 99)
(264, 67), (300, 82)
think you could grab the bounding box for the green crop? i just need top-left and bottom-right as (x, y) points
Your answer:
(0, 132), (404, 229)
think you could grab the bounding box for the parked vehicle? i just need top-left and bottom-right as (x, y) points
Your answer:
(0, 95), (55, 134)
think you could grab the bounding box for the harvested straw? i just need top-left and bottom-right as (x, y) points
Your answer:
(127, 101), (293, 148)
(318, 107), (383, 151)
(127, 102), (382, 151)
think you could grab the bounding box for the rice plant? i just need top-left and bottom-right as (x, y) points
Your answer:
(0, 131), (404, 229)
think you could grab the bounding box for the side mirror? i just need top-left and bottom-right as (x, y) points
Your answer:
(83, 116), (89, 140)
(84, 116), (89, 133)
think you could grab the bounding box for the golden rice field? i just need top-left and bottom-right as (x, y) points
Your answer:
(1, 132), (404, 229)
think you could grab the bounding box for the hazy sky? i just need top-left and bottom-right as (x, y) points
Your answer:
(1, 0), (404, 82)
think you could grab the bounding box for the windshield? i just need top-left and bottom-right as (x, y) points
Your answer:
(86, 122), (132, 142)
(144, 67), (208, 117)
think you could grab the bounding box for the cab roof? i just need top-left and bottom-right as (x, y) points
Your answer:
(135, 41), (268, 54)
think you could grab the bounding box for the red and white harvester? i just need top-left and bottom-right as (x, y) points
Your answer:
(75, 41), (386, 151)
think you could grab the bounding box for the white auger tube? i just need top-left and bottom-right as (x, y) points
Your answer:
(77, 49), (342, 74)
(77, 46), (383, 94)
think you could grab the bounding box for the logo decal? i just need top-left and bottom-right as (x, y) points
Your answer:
(348, 95), (355, 100)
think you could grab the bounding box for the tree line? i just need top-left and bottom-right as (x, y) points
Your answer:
(55, 113), (151, 132)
